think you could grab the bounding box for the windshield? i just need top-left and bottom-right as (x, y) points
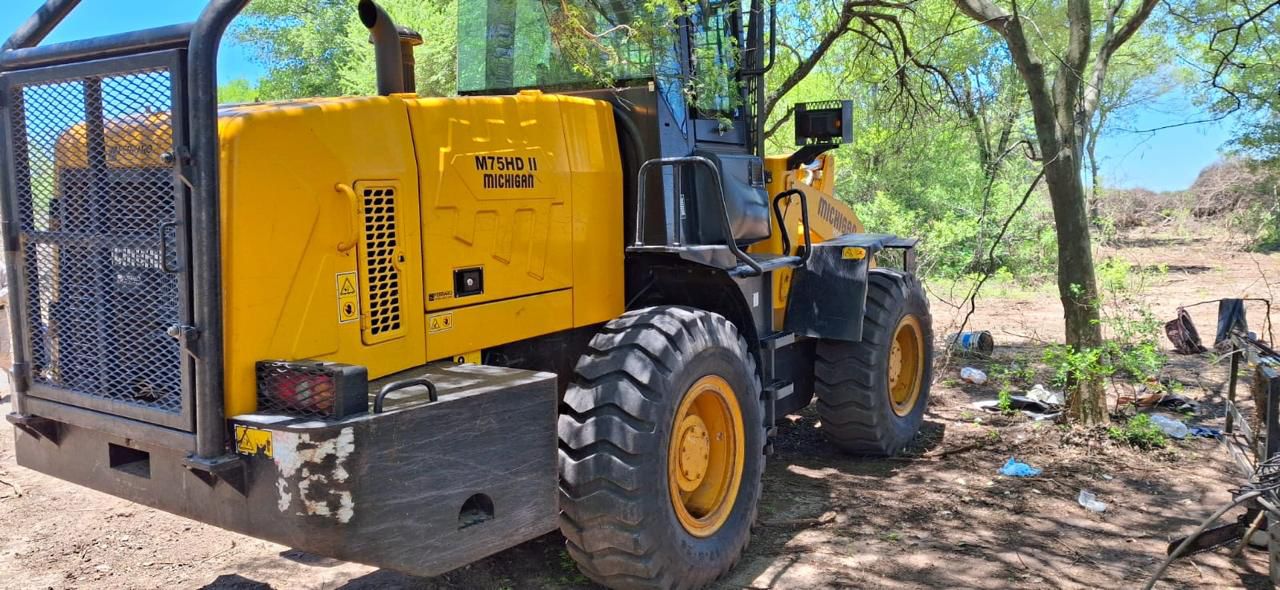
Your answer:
(457, 0), (655, 93)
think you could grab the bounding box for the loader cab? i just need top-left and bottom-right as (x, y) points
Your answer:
(456, 0), (776, 251)
(456, 0), (764, 151)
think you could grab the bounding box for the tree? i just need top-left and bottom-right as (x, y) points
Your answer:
(951, 0), (1160, 425)
(1172, 1), (1279, 166)
(234, 0), (457, 100)
(218, 78), (260, 104)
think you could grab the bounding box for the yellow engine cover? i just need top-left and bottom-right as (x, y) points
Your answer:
(217, 92), (623, 416)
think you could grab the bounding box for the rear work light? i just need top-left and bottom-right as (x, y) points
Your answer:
(255, 361), (369, 419)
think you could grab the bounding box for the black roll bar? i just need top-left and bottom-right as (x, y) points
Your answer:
(0, 24), (195, 71)
(187, 0), (251, 465)
(1, 0), (78, 51)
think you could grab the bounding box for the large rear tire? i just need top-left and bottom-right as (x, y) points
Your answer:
(558, 306), (764, 589)
(815, 269), (933, 456)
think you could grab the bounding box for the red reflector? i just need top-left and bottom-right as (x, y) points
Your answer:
(256, 361), (369, 419)
(273, 373), (336, 414)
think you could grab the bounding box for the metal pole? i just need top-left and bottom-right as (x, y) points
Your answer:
(1266, 366), (1279, 462)
(1227, 344), (1242, 433)
(2, 0), (81, 51)
(188, 0), (250, 460)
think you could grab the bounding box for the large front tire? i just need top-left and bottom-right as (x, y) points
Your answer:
(558, 306), (764, 589)
(815, 269), (933, 456)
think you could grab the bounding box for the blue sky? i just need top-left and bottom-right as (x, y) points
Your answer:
(4, 0), (1229, 191)
(3, 0), (263, 83)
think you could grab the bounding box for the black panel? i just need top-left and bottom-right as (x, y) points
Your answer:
(689, 150), (770, 246)
(785, 233), (908, 342)
(454, 267), (484, 298)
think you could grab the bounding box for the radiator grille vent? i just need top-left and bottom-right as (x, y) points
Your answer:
(359, 186), (403, 343)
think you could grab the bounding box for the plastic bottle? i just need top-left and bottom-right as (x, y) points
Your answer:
(1077, 489), (1107, 513)
(1148, 414), (1189, 439)
(960, 367), (988, 385)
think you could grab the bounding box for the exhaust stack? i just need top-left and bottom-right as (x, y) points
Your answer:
(358, 0), (405, 96)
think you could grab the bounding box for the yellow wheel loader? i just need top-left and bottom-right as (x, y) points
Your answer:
(0, 1), (933, 587)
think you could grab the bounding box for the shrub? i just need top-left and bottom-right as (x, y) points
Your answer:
(1107, 414), (1167, 449)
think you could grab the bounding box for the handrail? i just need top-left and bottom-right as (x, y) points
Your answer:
(771, 189), (812, 266)
(633, 156), (764, 277)
(374, 378), (438, 413)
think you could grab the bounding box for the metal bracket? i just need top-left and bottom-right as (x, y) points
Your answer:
(6, 412), (60, 443)
(0, 221), (18, 253)
(182, 453), (246, 494)
(166, 324), (199, 346)
(165, 146), (195, 190)
(11, 361), (29, 392)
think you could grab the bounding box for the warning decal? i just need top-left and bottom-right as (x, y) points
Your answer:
(429, 312), (454, 334)
(336, 271), (360, 324)
(234, 425), (273, 457)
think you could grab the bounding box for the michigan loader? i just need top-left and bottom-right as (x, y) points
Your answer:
(0, 0), (933, 587)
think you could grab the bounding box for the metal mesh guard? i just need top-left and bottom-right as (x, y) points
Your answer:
(256, 361), (368, 419)
(9, 66), (183, 415)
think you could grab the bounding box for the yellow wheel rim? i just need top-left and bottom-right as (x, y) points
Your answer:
(888, 315), (925, 417)
(668, 375), (744, 538)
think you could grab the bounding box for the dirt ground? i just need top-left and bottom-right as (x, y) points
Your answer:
(2, 226), (1278, 590)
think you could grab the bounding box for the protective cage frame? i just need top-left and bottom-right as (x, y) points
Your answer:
(1, 0), (258, 472)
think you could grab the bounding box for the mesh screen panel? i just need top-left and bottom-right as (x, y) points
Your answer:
(7, 66), (184, 418)
(359, 186), (403, 344)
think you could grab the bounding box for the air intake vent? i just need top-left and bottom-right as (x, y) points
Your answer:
(357, 184), (405, 344)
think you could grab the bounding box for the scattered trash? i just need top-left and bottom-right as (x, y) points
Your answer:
(960, 367), (988, 385)
(949, 331), (995, 355)
(1117, 390), (1198, 413)
(1025, 384), (1065, 406)
(1165, 308), (1208, 355)
(1000, 457), (1041, 477)
(1148, 414), (1189, 439)
(1189, 426), (1222, 439)
(1077, 489), (1107, 513)
(972, 396), (1061, 421)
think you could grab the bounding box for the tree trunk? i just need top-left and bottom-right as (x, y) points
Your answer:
(1041, 150), (1108, 425)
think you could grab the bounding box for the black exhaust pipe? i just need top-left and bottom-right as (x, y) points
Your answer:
(358, 0), (404, 96)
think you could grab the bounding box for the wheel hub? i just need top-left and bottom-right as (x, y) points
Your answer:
(675, 415), (711, 492)
(887, 315), (924, 417)
(889, 341), (903, 389)
(667, 375), (745, 538)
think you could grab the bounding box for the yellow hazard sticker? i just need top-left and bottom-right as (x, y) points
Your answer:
(234, 425), (273, 458)
(429, 312), (454, 334)
(336, 272), (359, 324)
(841, 247), (867, 260)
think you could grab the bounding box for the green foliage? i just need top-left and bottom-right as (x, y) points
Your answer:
(1044, 260), (1167, 391)
(218, 78), (260, 104)
(989, 355), (1036, 416)
(996, 387), (1014, 415)
(1170, 1), (1279, 166)
(234, 0), (457, 100)
(1107, 414), (1167, 450)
